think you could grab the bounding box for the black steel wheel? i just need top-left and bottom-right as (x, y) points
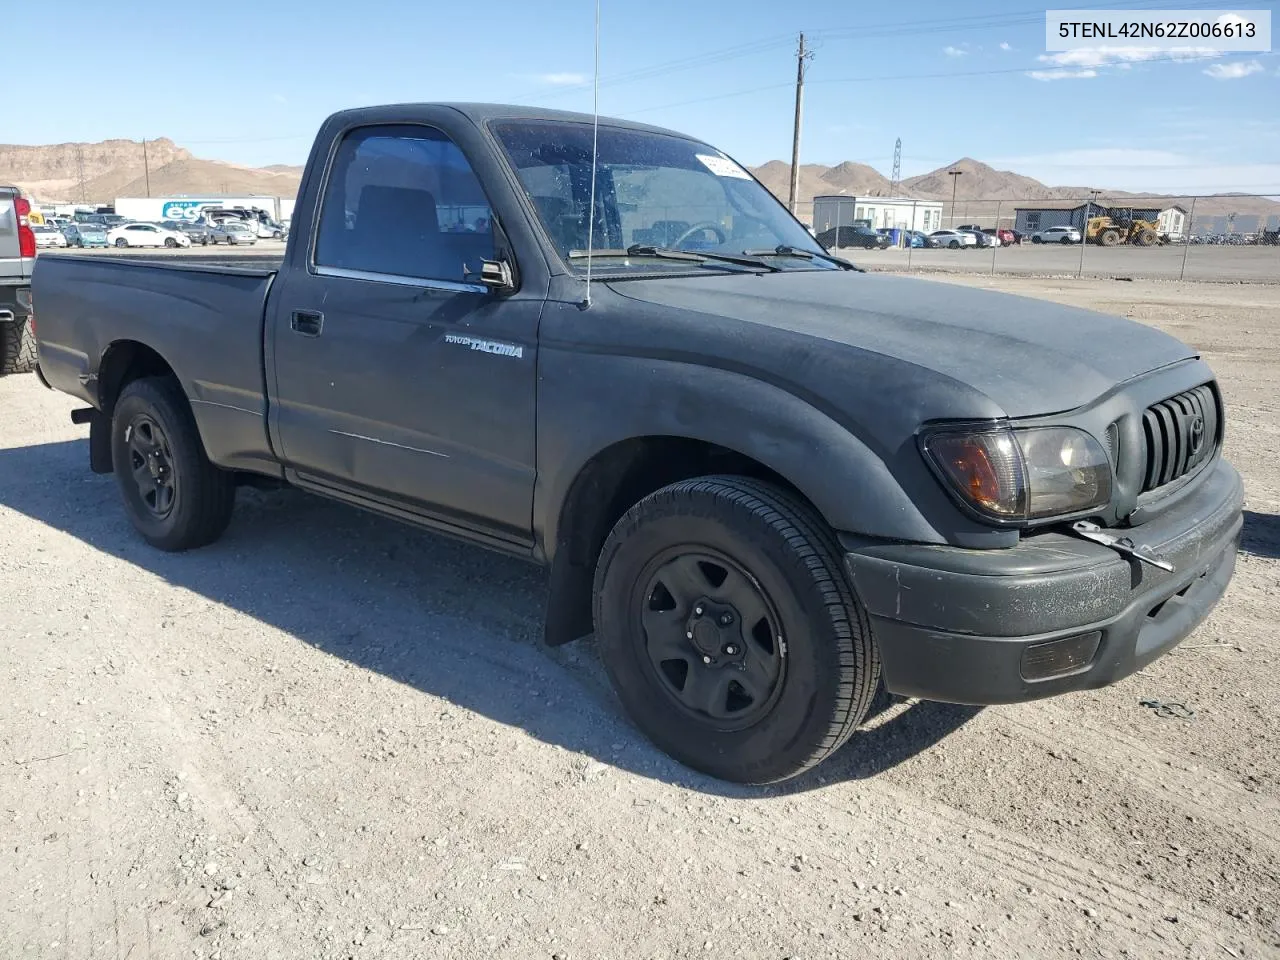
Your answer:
(125, 414), (177, 519)
(111, 376), (235, 551)
(638, 548), (785, 731)
(595, 476), (880, 784)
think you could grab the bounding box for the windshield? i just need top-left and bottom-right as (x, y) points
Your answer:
(492, 120), (832, 273)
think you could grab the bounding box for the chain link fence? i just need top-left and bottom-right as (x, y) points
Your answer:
(793, 194), (1280, 283)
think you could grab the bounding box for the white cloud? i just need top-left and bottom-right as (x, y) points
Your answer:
(943, 45), (968, 57)
(1039, 45), (1219, 68)
(999, 41), (1013, 52)
(533, 72), (587, 85)
(989, 147), (1280, 194)
(1203, 60), (1264, 79)
(1028, 68), (1099, 81)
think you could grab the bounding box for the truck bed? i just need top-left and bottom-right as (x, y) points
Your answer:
(33, 252), (280, 473)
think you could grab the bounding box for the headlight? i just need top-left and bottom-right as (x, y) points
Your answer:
(921, 424), (1112, 522)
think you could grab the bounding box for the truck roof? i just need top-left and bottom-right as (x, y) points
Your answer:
(325, 102), (697, 142)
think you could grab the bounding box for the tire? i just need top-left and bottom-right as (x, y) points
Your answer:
(1134, 229), (1156, 247)
(1060, 235), (1074, 245)
(111, 377), (236, 551)
(0, 317), (38, 375)
(948, 240), (959, 248)
(1031, 235), (1042, 243)
(115, 237), (128, 248)
(593, 476), (880, 784)
(164, 237), (178, 248)
(1098, 230), (1120, 247)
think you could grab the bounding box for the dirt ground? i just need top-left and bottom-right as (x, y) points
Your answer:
(1, 276), (1277, 960)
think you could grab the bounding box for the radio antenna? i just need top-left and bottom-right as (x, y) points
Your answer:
(581, 0), (601, 309)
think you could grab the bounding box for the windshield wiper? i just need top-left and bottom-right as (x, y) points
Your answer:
(568, 245), (779, 272)
(742, 244), (862, 271)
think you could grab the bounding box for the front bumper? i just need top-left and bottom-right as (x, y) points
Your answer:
(842, 459), (1243, 704)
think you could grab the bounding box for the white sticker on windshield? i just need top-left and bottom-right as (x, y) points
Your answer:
(695, 153), (752, 180)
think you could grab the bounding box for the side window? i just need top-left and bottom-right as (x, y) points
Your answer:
(315, 124), (495, 284)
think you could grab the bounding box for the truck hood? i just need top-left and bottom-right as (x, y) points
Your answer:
(608, 270), (1196, 417)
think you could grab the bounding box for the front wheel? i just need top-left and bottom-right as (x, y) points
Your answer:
(164, 237), (178, 248)
(594, 476), (880, 784)
(111, 377), (236, 551)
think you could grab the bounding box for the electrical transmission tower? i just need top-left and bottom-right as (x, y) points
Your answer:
(74, 146), (88, 202)
(890, 138), (902, 193)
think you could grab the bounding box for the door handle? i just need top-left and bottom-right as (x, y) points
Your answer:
(290, 310), (323, 337)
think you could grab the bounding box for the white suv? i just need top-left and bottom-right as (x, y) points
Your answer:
(1031, 225), (1082, 244)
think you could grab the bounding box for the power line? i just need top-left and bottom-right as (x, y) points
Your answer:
(618, 50), (1275, 116)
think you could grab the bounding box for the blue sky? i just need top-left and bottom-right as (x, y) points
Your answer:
(11, 0), (1279, 194)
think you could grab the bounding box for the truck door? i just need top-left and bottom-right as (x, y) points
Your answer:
(267, 123), (540, 549)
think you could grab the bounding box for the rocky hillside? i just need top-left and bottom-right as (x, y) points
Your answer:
(746, 156), (1279, 220)
(0, 138), (191, 201)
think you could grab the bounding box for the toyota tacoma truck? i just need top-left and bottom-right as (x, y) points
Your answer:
(31, 104), (1243, 784)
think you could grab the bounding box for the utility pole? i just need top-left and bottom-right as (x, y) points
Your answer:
(890, 138), (902, 194)
(142, 138), (152, 198)
(947, 169), (963, 227)
(787, 32), (813, 215)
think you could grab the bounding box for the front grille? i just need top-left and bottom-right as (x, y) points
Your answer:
(1141, 383), (1219, 492)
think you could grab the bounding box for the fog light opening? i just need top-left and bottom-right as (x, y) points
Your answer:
(1020, 631), (1102, 682)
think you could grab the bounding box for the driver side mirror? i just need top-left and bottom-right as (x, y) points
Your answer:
(475, 259), (515, 294)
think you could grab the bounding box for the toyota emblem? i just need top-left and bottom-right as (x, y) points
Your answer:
(1188, 415), (1205, 455)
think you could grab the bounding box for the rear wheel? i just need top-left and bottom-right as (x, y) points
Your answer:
(114, 237), (129, 248)
(948, 240), (959, 249)
(111, 377), (236, 551)
(0, 318), (38, 375)
(1061, 234), (1076, 245)
(594, 476), (880, 784)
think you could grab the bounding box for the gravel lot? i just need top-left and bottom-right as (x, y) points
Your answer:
(2, 276), (1277, 959)
(843, 243), (1280, 283)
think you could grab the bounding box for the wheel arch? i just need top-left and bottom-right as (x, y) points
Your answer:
(97, 339), (179, 415)
(541, 434), (811, 647)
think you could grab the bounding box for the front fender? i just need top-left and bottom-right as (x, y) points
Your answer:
(533, 346), (1009, 557)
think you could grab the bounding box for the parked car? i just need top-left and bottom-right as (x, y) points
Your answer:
(62, 223), (110, 248)
(0, 185), (37, 374)
(220, 221), (258, 245)
(32, 103), (1243, 786)
(928, 229), (978, 249)
(32, 225), (68, 248)
(1031, 225), (1082, 244)
(960, 229), (998, 248)
(995, 228), (1019, 245)
(817, 224), (889, 249)
(107, 223), (192, 249)
(166, 221), (213, 246)
(905, 230), (937, 248)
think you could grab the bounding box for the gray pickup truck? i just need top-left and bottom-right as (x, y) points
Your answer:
(31, 104), (1243, 783)
(1, 185), (37, 374)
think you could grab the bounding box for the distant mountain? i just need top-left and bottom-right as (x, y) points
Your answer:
(4, 136), (1274, 223)
(0, 137), (299, 202)
(88, 158), (303, 201)
(746, 157), (1280, 220)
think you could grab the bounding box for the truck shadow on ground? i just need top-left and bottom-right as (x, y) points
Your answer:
(0, 438), (979, 797)
(1241, 510), (1280, 560)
